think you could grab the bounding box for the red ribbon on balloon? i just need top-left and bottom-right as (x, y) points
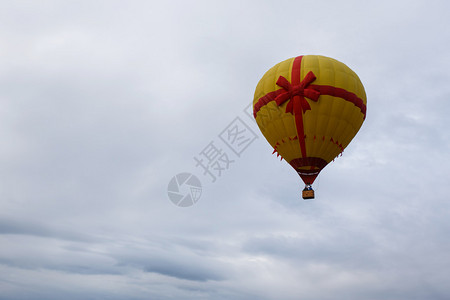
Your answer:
(274, 71), (320, 115)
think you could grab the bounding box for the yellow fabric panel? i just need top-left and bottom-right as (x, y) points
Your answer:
(254, 58), (294, 102)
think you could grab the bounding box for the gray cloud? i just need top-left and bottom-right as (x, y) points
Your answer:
(1, 0), (450, 299)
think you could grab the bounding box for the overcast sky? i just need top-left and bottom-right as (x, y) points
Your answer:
(1, 0), (450, 299)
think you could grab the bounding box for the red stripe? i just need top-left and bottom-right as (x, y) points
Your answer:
(253, 82), (366, 118)
(295, 111), (307, 157)
(291, 56), (307, 158)
(310, 85), (367, 116)
(291, 56), (302, 86)
(253, 90), (283, 117)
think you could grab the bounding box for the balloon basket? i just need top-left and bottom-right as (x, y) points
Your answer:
(302, 185), (315, 200)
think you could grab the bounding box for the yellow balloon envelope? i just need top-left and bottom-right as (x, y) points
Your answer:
(253, 55), (367, 198)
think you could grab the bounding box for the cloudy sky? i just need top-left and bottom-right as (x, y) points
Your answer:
(1, 0), (450, 299)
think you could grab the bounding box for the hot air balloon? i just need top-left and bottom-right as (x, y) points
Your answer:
(253, 55), (367, 199)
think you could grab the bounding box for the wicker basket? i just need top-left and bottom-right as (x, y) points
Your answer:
(302, 189), (315, 200)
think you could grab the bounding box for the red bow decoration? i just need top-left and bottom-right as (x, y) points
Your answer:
(274, 71), (320, 115)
